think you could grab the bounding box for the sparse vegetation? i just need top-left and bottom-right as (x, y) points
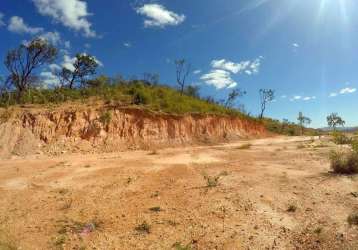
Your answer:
(99, 111), (112, 126)
(203, 174), (220, 188)
(329, 150), (358, 174)
(331, 131), (351, 145)
(149, 206), (161, 212)
(173, 242), (192, 250)
(287, 204), (297, 212)
(135, 221), (151, 234)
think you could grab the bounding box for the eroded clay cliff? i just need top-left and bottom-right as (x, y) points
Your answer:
(0, 105), (266, 157)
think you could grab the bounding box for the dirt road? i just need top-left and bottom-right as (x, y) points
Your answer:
(0, 136), (357, 249)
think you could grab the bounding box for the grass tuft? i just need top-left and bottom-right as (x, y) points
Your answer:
(135, 221), (151, 234)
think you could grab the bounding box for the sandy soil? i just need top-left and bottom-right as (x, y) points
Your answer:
(0, 136), (357, 250)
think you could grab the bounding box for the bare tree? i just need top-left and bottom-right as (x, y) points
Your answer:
(259, 89), (275, 119)
(327, 113), (345, 131)
(297, 112), (311, 135)
(224, 88), (246, 108)
(142, 73), (160, 85)
(59, 53), (99, 89)
(175, 59), (191, 95)
(4, 38), (57, 101)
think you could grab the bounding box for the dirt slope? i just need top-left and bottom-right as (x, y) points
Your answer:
(0, 136), (357, 249)
(0, 105), (266, 157)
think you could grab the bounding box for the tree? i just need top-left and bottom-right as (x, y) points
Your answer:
(327, 113), (345, 131)
(175, 59), (191, 95)
(184, 85), (200, 98)
(297, 112), (311, 135)
(224, 88), (246, 108)
(281, 118), (290, 133)
(259, 89), (275, 119)
(4, 38), (58, 101)
(59, 53), (99, 89)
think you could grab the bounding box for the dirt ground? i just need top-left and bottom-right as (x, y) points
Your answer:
(0, 136), (357, 250)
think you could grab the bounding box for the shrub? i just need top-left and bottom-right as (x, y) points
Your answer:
(287, 204), (297, 212)
(332, 131), (351, 145)
(329, 150), (358, 174)
(135, 221), (151, 234)
(203, 174), (220, 188)
(99, 111), (112, 126)
(351, 139), (358, 153)
(348, 211), (358, 226)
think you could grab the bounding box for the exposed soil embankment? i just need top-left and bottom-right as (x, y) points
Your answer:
(0, 105), (266, 157)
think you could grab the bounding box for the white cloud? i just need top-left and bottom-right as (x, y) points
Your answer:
(303, 96), (316, 101)
(32, 0), (96, 37)
(290, 95), (302, 101)
(329, 92), (338, 97)
(292, 43), (299, 48)
(329, 87), (356, 97)
(62, 54), (77, 71)
(39, 71), (60, 88)
(281, 95), (287, 98)
(340, 87), (356, 94)
(123, 42), (132, 48)
(8, 16), (43, 34)
(39, 31), (61, 45)
(49, 63), (61, 72)
(64, 41), (71, 49)
(290, 95), (316, 101)
(201, 57), (262, 89)
(0, 12), (5, 26)
(193, 70), (201, 75)
(200, 69), (237, 89)
(211, 58), (261, 75)
(136, 4), (185, 28)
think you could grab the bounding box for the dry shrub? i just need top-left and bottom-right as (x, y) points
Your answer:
(329, 150), (358, 174)
(348, 211), (358, 226)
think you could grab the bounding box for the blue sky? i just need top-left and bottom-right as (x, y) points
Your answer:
(0, 0), (358, 128)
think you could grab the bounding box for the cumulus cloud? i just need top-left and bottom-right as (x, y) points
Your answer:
(201, 57), (262, 89)
(8, 16), (43, 34)
(292, 43), (299, 48)
(39, 31), (61, 45)
(39, 71), (60, 88)
(136, 4), (185, 28)
(32, 0), (96, 37)
(193, 70), (201, 75)
(329, 87), (357, 97)
(200, 69), (237, 89)
(0, 12), (5, 26)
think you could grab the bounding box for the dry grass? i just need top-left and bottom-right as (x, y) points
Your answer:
(329, 150), (358, 174)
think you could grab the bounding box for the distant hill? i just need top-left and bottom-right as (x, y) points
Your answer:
(320, 127), (358, 132)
